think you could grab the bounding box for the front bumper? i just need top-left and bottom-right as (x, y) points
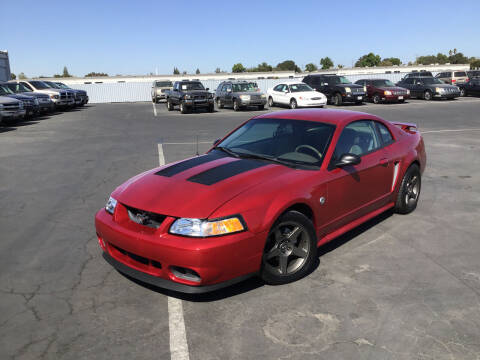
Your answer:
(0, 109), (26, 120)
(297, 98), (327, 107)
(435, 91), (460, 99)
(239, 98), (267, 106)
(343, 92), (366, 102)
(95, 208), (264, 293)
(381, 94), (410, 102)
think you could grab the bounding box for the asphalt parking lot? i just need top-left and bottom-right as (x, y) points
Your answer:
(1, 98), (480, 360)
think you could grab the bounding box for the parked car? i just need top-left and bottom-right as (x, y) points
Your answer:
(267, 82), (327, 109)
(42, 81), (78, 107)
(435, 71), (468, 85)
(95, 109), (426, 293)
(53, 82), (89, 106)
(0, 83), (39, 117)
(355, 79), (410, 103)
(215, 80), (266, 111)
(151, 80), (173, 103)
(396, 76), (460, 100)
(165, 81), (214, 114)
(458, 77), (480, 97)
(10, 80), (74, 109)
(400, 71), (434, 81)
(303, 74), (366, 106)
(467, 70), (480, 79)
(0, 96), (25, 124)
(4, 82), (54, 113)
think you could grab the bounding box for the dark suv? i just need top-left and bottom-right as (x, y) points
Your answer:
(355, 79), (410, 103)
(215, 80), (266, 111)
(303, 74), (365, 106)
(396, 76), (460, 100)
(458, 77), (480, 97)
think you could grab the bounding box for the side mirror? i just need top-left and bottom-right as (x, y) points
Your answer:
(335, 153), (361, 168)
(206, 88), (209, 91)
(213, 138), (221, 146)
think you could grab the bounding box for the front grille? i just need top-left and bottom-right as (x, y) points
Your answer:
(393, 90), (407, 95)
(60, 93), (67, 99)
(311, 97), (322, 100)
(110, 243), (162, 269)
(352, 87), (364, 93)
(194, 95), (206, 100)
(250, 94), (261, 100)
(3, 103), (20, 110)
(124, 204), (166, 229)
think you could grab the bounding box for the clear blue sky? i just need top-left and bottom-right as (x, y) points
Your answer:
(2, 0), (479, 77)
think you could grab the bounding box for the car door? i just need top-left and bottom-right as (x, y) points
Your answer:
(472, 79), (480, 95)
(321, 120), (393, 234)
(272, 84), (286, 104)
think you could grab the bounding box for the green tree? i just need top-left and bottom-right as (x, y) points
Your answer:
(275, 60), (301, 72)
(436, 53), (448, 64)
(173, 67), (180, 75)
(10, 73), (16, 80)
(337, 64), (344, 69)
(416, 55), (437, 65)
(18, 72), (27, 79)
(470, 58), (480, 69)
(256, 62), (273, 72)
(232, 63), (246, 73)
(85, 72), (108, 77)
(449, 52), (469, 64)
(215, 67), (221, 73)
(355, 53), (381, 67)
(381, 57), (401, 66)
(304, 63), (318, 72)
(320, 57), (334, 69)
(62, 66), (72, 77)
(195, 68), (200, 74)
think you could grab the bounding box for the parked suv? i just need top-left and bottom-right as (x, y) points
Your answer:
(303, 74), (366, 106)
(151, 80), (173, 103)
(355, 79), (410, 103)
(11, 80), (74, 109)
(435, 71), (468, 85)
(164, 81), (214, 114)
(458, 77), (480, 97)
(215, 80), (266, 111)
(43, 81), (78, 107)
(54, 82), (89, 106)
(396, 76), (460, 100)
(0, 83), (39, 117)
(4, 82), (54, 113)
(0, 96), (25, 124)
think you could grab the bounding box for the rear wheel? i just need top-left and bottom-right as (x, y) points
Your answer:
(180, 101), (189, 114)
(268, 97), (274, 107)
(261, 211), (317, 285)
(233, 99), (241, 111)
(258, 105), (265, 110)
(217, 98), (224, 109)
(289, 98), (297, 109)
(424, 90), (432, 101)
(459, 88), (466, 97)
(394, 164), (421, 214)
(208, 104), (214, 112)
(333, 93), (342, 106)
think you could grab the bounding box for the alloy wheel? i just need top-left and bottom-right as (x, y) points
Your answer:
(405, 174), (419, 206)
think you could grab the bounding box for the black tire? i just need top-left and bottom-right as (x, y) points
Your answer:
(166, 99), (174, 111)
(217, 98), (224, 109)
(394, 164), (421, 214)
(268, 97), (274, 107)
(289, 98), (297, 109)
(261, 211), (317, 285)
(233, 99), (241, 111)
(372, 93), (381, 104)
(258, 105), (265, 110)
(424, 90), (432, 101)
(180, 101), (189, 114)
(208, 104), (214, 112)
(459, 88), (466, 97)
(333, 93), (342, 106)
(152, 97), (157, 104)
(399, 99), (405, 103)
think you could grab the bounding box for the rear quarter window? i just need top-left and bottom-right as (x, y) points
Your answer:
(376, 122), (394, 145)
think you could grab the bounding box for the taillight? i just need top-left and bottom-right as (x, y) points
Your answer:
(466, 78), (470, 82)
(452, 79), (456, 83)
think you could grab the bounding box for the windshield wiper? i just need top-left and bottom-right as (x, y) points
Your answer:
(213, 146), (240, 158)
(234, 152), (299, 168)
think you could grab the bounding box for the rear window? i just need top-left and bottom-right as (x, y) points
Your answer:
(156, 81), (172, 87)
(454, 72), (466, 77)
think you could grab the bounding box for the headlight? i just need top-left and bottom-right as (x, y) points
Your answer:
(261, 94), (266, 98)
(105, 196), (117, 215)
(345, 87), (351, 93)
(436, 87), (445, 93)
(169, 216), (245, 237)
(50, 94), (60, 99)
(363, 86), (367, 92)
(184, 94), (191, 99)
(384, 90), (392, 95)
(34, 98), (39, 105)
(239, 95), (250, 101)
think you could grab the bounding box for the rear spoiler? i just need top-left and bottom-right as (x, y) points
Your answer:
(392, 121), (418, 133)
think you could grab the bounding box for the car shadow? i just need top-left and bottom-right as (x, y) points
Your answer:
(0, 126), (16, 134)
(120, 209), (394, 302)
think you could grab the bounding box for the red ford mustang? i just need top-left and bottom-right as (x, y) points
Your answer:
(95, 109), (426, 293)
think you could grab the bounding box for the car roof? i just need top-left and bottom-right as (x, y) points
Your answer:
(277, 81), (309, 85)
(254, 109), (383, 126)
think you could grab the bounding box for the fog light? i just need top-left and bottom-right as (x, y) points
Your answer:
(170, 266), (201, 283)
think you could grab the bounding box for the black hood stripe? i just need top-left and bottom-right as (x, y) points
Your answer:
(187, 159), (268, 185)
(155, 151), (227, 177)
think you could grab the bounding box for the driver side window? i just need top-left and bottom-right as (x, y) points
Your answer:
(332, 121), (380, 161)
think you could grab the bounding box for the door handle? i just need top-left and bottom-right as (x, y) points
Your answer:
(379, 158), (389, 166)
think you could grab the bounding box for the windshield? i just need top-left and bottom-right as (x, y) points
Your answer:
(216, 118), (335, 167)
(181, 82), (205, 91)
(55, 83), (70, 89)
(0, 85), (14, 95)
(289, 83), (313, 92)
(29, 81), (51, 89)
(6, 83), (31, 92)
(232, 82), (258, 92)
(44, 82), (61, 89)
(156, 81), (173, 87)
(422, 78), (443, 85)
(332, 76), (351, 84)
(372, 80), (395, 87)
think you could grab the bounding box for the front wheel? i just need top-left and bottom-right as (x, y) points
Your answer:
(394, 164), (421, 214)
(258, 105), (265, 110)
(424, 90), (433, 101)
(233, 99), (241, 111)
(289, 98), (297, 109)
(261, 211), (317, 285)
(166, 99), (174, 111)
(217, 98), (224, 109)
(333, 93), (342, 106)
(180, 101), (189, 114)
(373, 94), (381, 104)
(459, 88), (466, 97)
(268, 97), (274, 107)
(208, 104), (214, 112)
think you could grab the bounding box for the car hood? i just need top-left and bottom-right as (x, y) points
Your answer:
(186, 90), (211, 95)
(112, 152), (293, 219)
(337, 84), (363, 89)
(0, 96), (22, 104)
(378, 86), (408, 91)
(34, 89), (64, 95)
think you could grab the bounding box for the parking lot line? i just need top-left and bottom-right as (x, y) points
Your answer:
(163, 141), (212, 145)
(422, 128), (480, 134)
(152, 102), (157, 117)
(158, 142), (190, 360)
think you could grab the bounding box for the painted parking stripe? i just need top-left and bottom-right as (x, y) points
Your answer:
(157, 143), (190, 360)
(153, 102), (157, 117)
(422, 128), (480, 134)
